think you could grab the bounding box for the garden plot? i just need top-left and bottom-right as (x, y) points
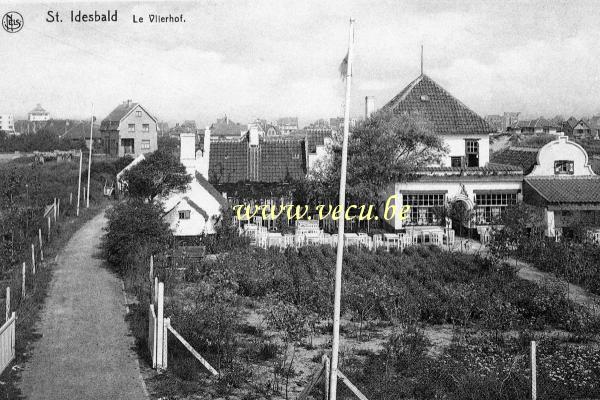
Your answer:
(138, 244), (600, 400)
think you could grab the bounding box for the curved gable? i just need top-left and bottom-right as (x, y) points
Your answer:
(528, 135), (595, 176)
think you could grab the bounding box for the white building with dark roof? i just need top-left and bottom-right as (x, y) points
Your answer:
(493, 135), (600, 239)
(28, 104), (50, 122)
(379, 73), (523, 233)
(160, 132), (228, 238)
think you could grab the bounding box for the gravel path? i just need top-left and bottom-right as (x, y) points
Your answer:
(18, 212), (148, 400)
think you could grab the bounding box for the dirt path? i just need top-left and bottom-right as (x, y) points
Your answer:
(453, 238), (600, 311)
(18, 212), (148, 400)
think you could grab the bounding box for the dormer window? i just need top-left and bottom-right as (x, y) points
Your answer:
(465, 139), (479, 167)
(554, 160), (574, 175)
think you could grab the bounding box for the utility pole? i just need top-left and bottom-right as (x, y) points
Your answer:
(77, 149), (82, 216)
(86, 104), (93, 208)
(329, 18), (354, 400)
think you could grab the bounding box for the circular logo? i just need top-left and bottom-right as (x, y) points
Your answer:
(2, 11), (23, 33)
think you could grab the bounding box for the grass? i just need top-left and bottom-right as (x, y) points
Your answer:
(0, 201), (107, 399)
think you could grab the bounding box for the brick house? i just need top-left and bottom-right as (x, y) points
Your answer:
(100, 100), (158, 157)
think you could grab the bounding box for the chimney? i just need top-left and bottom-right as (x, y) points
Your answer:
(179, 132), (196, 176)
(365, 96), (375, 119)
(198, 126), (211, 179)
(248, 125), (260, 146)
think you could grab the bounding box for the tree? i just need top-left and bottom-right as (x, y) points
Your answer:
(488, 203), (545, 261)
(299, 110), (447, 207)
(102, 200), (172, 273)
(121, 149), (191, 202)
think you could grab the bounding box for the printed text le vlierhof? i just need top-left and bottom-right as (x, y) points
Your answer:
(45, 9), (185, 24)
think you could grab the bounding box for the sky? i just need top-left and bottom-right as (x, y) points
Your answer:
(1, 0), (600, 127)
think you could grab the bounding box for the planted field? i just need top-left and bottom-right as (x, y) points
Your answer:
(131, 245), (600, 400)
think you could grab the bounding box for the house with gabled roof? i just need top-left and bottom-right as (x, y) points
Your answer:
(379, 73), (523, 233)
(492, 135), (600, 238)
(100, 100), (158, 157)
(160, 132), (228, 239)
(508, 118), (558, 135)
(563, 117), (591, 140)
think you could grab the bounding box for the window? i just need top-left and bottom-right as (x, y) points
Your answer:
(142, 124), (149, 132)
(136, 110), (142, 117)
(554, 160), (574, 175)
(179, 210), (191, 220)
(128, 124), (135, 132)
(451, 156), (463, 168)
(465, 139), (479, 167)
(141, 140), (150, 150)
(474, 192), (518, 224)
(403, 193), (446, 226)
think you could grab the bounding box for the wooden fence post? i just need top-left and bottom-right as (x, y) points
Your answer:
(531, 341), (537, 400)
(150, 255), (154, 281)
(154, 277), (158, 308)
(323, 355), (330, 400)
(57, 198), (61, 219)
(38, 228), (43, 262)
(5, 287), (10, 322)
(53, 198), (57, 222)
(69, 192), (73, 205)
(163, 316), (169, 370)
(21, 263), (26, 299)
(31, 244), (36, 275)
(157, 282), (165, 370)
(47, 216), (51, 242)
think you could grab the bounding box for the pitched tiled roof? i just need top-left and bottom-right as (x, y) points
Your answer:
(490, 147), (539, 174)
(525, 176), (600, 203)
(299, 128), (332, 153)
(195, 171), (228, 209)
(565, 117), (579, 129)
(512, 118), (557, 129)
(208, 135), (307, 184)
(381, 74), (493, 135)
(29, 104), (49, 115)
(100, 102), (138, 130)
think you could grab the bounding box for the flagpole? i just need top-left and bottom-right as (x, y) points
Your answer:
(329, 18), (354, 400)
(86, 104), (93, 208)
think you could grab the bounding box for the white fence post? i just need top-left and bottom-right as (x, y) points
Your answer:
(5, 287), (9, 322)
(163, 316), (169, 370)
(157, 282), (165, 370)
(38, 228), (43, 262)
(47, 216), (51, 242)
(149, 255), (154, 281)
(31, 244), (36, 275)
(53, 198), (57, 222)
(21, 263), (26, 299)
(531, 340), (537, 400)
(154, 277), (158, 308)
(57, 198), (61, 219)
